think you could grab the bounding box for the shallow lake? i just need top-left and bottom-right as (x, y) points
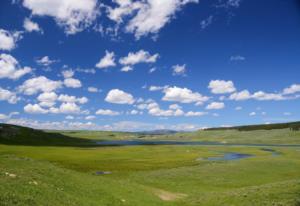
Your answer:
(206, 152), (253, 161)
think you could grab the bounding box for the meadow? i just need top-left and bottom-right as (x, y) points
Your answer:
(1, 123), (300, 205)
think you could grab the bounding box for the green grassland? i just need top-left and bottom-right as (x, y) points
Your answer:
(1, 123), (300, 205)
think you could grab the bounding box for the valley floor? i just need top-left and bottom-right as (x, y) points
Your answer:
(1, 142), (300, 205)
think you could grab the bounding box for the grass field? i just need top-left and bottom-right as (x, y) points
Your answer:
(1, 124), (300, 205)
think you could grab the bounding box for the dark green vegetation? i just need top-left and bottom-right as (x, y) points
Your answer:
(0, 124), (93, 146)
(205, 121), (300, 131)
(1, 123), (300, 205)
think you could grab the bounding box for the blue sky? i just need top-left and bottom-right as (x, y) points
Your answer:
(0, 0), (300, 131)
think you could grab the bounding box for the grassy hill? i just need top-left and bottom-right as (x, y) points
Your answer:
(0, 124), (93, 146)
(204, 121), (300, 131)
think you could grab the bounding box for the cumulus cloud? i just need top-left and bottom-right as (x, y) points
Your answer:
(251, 91), (284, 101)
(96, 51), (116, 69)
(23, 18), (42, 33)
(119, 50), (159, 65)
(208, 80), (236, 94)
(61, 69), (74, 78)
(0, 54), (32, 79)
(0, 87), (19, 104)
(105, 89), (135, 104)
(24, 103), (48, 114)
(116, 0), (199, 38)
(55, 102), (81, 114)
(95, 109), (120, 116)
(162, 86), (209, 104)
(37, 92), (58, 107)
(22, 0), (99, 34)
(120, 66), (133, 72)
(58, 94), (88, 104)
(149, 85), (168, 91)
(229, 90), (251, 101)
(172, 64), (186, 76)
(19, 76), (62, 95)
(36, 56), (57, 66)
(230, 55), (245, 61)
(0, 29), (21, 51)
(64, 78), (82, 88)
(185, 111), (206, 117)
(88, 87), (99, 93)
(206, 102), (225, 110)
(283, 84), (300, 95)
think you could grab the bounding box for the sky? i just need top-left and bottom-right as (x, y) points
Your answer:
(0, 0), (300, 131)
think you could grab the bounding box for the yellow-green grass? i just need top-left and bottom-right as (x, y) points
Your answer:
(1, 143), (300, 205)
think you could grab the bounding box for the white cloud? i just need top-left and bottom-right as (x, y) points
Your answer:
(235, 106), (242, 110)
(0, 114), (8, 120)
(208, 80), (236, 94)
(88, 87), (99, 93)
(107, 0), (143, 23)
(0, 29), (21, 51)
(226, 0), (242, 8)
(162, 86), (209, 104)
(76, 68), (96, 74)
(65, 115), (74, 120)
(119, 50), (159, 65)
(96, 51), (116, 69)
(148, 106), (184, 117)
(200, 15), (213, 29)
(120, 66), (133, 72)
(172, 64), (186, 76)
(22, 0), (99, 34)
(206, 102), (225, 110)
(128, 109), (140, 115)
(123, 0), (199, 38)
(58, 94), (88, 104)
(95, 109), (120, 116)
(169, 104), (181, 110)
(283, 84), (300, 95)
(57, 102), (81, 114)
(149, 85), (168, 91)
(229, 90), (251, 101)
(0, 53), (32, 79)
(185, 111), (206, 117)
(64, 78), (82, 88)
(19, 76), (62, 95)
(37, 92), (57, 107)
(230, 55), (245, 61)
(252, 91), (284, 101)
(283, 112), (291, 116)
(149, 67), (157, 73)
(0, 87), (19, 104)
(62, 69), (74, 78)
(36, 56), (57, 66)
(23, 18), (42, 33)
(24, 103), (48, 114)
(105, 89), (135, 104)
(249, 112), (256, 116)
(85, 115), (96, 120)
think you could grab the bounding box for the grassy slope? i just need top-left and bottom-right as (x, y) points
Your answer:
(140, 128), (300, 144)
(0, 124), (93, 146)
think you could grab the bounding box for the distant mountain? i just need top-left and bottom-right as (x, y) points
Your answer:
(137, 129), (178, 135)
(204, 121), (300, 131)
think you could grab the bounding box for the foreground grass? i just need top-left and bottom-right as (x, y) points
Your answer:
(1, 144), (300, 205)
